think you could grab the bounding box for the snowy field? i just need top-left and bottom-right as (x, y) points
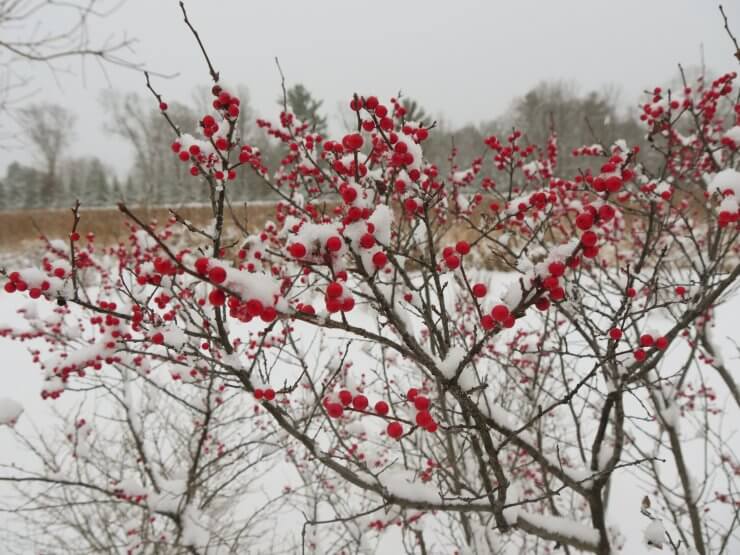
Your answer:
(1, 267), (738, 554)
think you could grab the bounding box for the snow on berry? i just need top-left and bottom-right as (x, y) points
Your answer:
(0, 398), (23, 426)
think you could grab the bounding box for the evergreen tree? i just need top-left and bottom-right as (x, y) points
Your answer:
(5, 161), (44, 209)
(280, 84), (328, 135)
(110, 176), (124, 203)
(400, 97), (431, 126)
(81, 157), (110, 206)
(0, 163), (27, 210)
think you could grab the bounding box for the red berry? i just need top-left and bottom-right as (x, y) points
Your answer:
(208, 266), (227, 284)
(655, 336), (669, 350)
(582, 245), (599, 259)
(326, 282), (343, 299)
(581, 231), (598, 248)
(326, 298), (342, 313)
(550, 287), (566, 301)
(548, 261), (565, 277)
(208, 289), (226, 306)
(289, 243), (307, 258)
(599, 205), (615, 221)
(374, 401), (389, 416)
(406, 388), (419, 401)
(455, 241), (471, 255)
(326, 236), (343, 252)
(491, 304), (509, 322)
(338, 390), (353, 406)
(575, 212), (594, 230)
(246, 299), (264, 317)
(352, 395), (369, 411)
(472, 283), (487, 298)
(359, 233), (375, 249)
(372, 251), (388, 268)
(415, 410), (432, 427)
(605, 175), (623, 193)
(542, 276), (559, 290)
(387, 421), (403, 439)
(445, 255), (460, 270)
(327, 403), (344, 418)
(640, 334), (654, 347)
(194, 257), (209, 275)
(264, 388), (276, 401)
(261, 306), (277, 323)
(414, 396), (430, 411)
(609, 328), (622, 341)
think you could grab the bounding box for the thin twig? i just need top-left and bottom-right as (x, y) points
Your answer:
(179, 1), (219, 82)
(719, 5), (740, 63)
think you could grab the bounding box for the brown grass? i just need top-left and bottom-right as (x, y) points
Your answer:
(0, 203), (278, 252)
(0, 193), (728, 273)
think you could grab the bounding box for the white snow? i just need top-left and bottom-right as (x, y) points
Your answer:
(516, 511), (600, 548)
(368, 204), (393, 246)
(724, 125), (740, 144)
(378, 469), (442, 504)
(643, 519), (666, 549)
(439, 346), (465, 379)
(0, 398), (23, 426)
(709, 168), (740, 196)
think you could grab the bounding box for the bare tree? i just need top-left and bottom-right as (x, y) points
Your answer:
(101, 91), (201, 206)
(0, 0), (140, 114)
(17, 102), (76, 202)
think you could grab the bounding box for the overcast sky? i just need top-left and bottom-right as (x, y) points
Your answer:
(2, 0), (738, 176)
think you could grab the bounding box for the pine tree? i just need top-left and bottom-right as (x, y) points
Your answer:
(280, 84), (328, 135)
(400, 97), (430, 126)
(81, 158), (110, 206)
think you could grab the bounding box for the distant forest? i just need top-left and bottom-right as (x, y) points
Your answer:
(0, 81), (646, 211)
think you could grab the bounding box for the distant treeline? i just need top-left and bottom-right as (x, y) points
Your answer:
(0, 81), (646, 211)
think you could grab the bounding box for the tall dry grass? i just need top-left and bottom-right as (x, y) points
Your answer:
(0, 203), (277, 252)
(0, 192), (729, 273)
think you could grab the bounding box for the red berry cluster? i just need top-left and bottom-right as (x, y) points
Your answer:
(4, 271), (50, 298)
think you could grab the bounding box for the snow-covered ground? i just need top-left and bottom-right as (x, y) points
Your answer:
(1, 272), (738, 554)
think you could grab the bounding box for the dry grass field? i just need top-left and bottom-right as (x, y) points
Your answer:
(1, 194), (730, 272)
(0, 203), (278, 252)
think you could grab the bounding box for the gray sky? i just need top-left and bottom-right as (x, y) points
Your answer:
(2, 0), (738, 175)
